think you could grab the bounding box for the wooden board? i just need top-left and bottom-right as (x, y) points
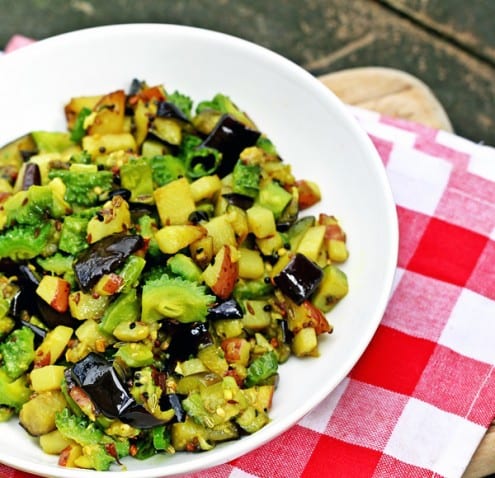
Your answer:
(319, 67), (453, 131)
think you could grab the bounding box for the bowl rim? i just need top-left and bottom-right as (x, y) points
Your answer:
(0, 23), (399, 478)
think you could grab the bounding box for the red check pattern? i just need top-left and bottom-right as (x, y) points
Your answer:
(2, 36), (495, 478)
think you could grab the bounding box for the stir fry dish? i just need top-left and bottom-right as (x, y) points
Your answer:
(0, 80), (349, 470)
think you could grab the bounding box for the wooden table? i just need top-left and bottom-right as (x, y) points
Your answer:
(1, 0), (494, 147)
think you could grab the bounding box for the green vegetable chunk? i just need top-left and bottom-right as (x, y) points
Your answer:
(0, 368), (31, 412)
(245, 351), (278, 387)
(232, 160), (260, 199)
(32, 131), (74, 153)
(167, 90), (193, 119)
(99, 289), (140, 335)
(70, 107), (92, 143)
(58, 214), (90, 255)
(48, 169), (113, 206)
(120, 157), (154, 203)
(141, 275), (215, 323)
(3, 185), (70, 228)
(150, 154), (186, 187)
(0, 222), (56, 260)
(0, 327), (35, 379)
(55, 408), (129, 471)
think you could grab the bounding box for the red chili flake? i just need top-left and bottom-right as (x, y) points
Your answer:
(246, 301), (255, 315)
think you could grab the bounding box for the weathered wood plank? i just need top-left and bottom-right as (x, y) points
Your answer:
(0, 0), (494, 145)
(380, 0), (495, 64)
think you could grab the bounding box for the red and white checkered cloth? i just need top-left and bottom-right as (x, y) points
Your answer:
(2, 35), (495, 478)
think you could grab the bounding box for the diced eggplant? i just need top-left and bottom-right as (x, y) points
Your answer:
(162, 322), (213, 363)
(160, 393), (186, 423)
(108, 188), (132, 201)
(20, 319), (47, 345)
(188, 210), (211, 224)
(74, 233), (143, 292)
(207, 299), (243, 320)
(273, 253), (323, 305)
(201, 115), (260, 177)
(221, 193), (254, 210)
(21, 163), (41, 190)
(70, 352), (165, 428)
(156, 101), (190, 123)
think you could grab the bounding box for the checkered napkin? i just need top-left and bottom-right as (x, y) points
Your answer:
(2, 35), (495, 478)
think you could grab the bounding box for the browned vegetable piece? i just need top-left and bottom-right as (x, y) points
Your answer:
(19, 390), (67, 436)
(73, 233), (144, 292)
(86, 90), (127, 135)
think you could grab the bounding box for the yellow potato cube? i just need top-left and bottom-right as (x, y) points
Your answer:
(155, 225), (206, 255)
(30, 365), (66, 392)
(292, 327), (318, 357)
(238, 248), (265, 279)
(40, 430), (74, 455)
(154, 177), (195, 226)
(297, 225), (326, 262)
(190, 175), (222, 202)
(246, 206), (276, 238)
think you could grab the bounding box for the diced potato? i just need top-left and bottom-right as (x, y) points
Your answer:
(86, 195), (131, 244)
(246, 206), (276, 238)
(221, 338), (251, 366)
(94, 273), (124, 296)
(75, 319), (113, 351)
(40, 430), (74, 455)
(30, 365), (66, 392)
(226, 206), (249, 244)
(255, 232), (284, 257)
(197, 344), (229, 376)
(242, 300), (271, 330)
(34, 325), (73, 367)
(311, 265), (349, 313)
(291, 327), (318, 357)
(296, 225), (326, 262)
(87, 90), (126, 135)
(113, 320), (149, 342)
(36, 276), (71, 313)
(150, 117), (182, 145)
(59, 444), (83, 468)
(190, 235), (214, 269)
(328, 239), (349, 262)
(155, 225), (206, 255)
(82, 133), (137, 156)
(238, 248), (264, 279)
(69, 291), (110, 321)
(296, 179), (321, 209)
(154, 177), (196, 226)
(64, 95), (102, 129)
(204, 215), (237, 254)
(190, 175), (222, 202)
(19, 391), (67, 436)
(202, 245), (239, 299)
(133, 99), (151, 147)
(287, 300), (333, 335)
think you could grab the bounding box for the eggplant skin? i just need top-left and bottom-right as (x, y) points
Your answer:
(70, 353), (165, 429)
(207, 299), (243, 320)
(201, 115), (261, 178)
(73, 233), (143, 292)
(161, 322), (213, 363)
(274, 253), (323, 305)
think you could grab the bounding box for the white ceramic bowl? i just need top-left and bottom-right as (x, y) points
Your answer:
(0, 24), (398, 478)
